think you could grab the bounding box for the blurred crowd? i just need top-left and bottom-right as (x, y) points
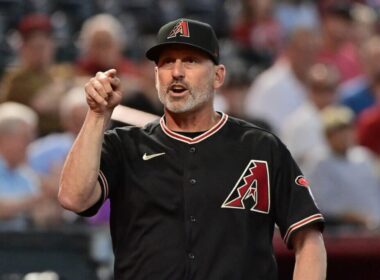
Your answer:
(1, 0), (380, 264)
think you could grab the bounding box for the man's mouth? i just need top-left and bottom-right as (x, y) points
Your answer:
(169, 84), (188, 95)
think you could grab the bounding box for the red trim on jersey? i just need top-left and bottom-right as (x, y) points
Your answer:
(98, 170), (109, 201)
(284, 213), (324, 245)
(160, 112), (228, 144)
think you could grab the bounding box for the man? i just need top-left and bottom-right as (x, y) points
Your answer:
(340, 35), (380, 115)
(244, 26), (319, 134)
(0, 102), (41, 230)
(59, 18), (326, 279)
(357, 101), (380, 157)
(282, 63), (340, 171)
(76, 13), (141, 79)
(317, 3), (362, 83)
(28, 87), (88, 183)
(27, 88), (89, 225)
(307, 106), (380, 230)
(0, 13), (75, 135)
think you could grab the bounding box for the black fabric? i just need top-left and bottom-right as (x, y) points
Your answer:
(77, 174), (107, 217)
(83, 116), (324, 279)
(173, 131), (206, 138)
(77, 195), (103, 217)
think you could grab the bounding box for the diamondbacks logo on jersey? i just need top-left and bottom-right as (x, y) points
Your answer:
(167, 20), (190, 39)
(222, 160), (270, 214)
(295, 175), (309, 188)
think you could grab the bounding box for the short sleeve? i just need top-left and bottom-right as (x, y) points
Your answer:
(77, 129), (124, 217)
(274, 143), (324, 248)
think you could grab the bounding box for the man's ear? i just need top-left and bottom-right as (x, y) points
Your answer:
(214, 64), (226, 89)
(154, 66), (159, 91)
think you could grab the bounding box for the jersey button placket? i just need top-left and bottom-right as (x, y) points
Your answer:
(189, 147), (197, 186)
(190, 216), (197, 223)
(188, 252), (195, 260)
(183, 144), (198, 277)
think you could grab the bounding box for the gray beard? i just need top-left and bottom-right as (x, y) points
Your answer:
(158, 88), (214, 114)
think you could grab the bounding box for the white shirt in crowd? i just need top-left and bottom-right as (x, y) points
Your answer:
(281, 101), (327, 171)
(244, 59), (308, 134)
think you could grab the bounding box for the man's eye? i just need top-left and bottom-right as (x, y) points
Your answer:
(184, 57), (197, 64)
(160, 59), (174, 66)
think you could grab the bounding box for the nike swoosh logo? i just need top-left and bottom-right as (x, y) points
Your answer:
(142, 152), (166, 161)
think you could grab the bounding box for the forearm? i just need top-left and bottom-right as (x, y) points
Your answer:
(58, 110), (111, 212)
(293, 229), (327, 280)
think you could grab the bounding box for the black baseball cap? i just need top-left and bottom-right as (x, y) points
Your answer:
(146, 18), (220, 64)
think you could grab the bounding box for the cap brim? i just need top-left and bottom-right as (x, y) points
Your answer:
(146, 42), (218, 64)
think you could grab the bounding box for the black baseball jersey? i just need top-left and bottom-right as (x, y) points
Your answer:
(82, 112), (324, 280)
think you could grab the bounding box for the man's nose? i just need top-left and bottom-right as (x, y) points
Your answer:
(172, 59), (185, 79)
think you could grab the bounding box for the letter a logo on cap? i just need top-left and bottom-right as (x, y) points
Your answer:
(167, 20), (190, 39)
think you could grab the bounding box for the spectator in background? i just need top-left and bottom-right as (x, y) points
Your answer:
(275, 0), (320, 35)
(307, 106), (380, 231)
(338, 3), (378, 102)
(356, 73), (380, 158)
(341, 36), (380, 115)
(232, 0), (283, 70)
(317, 3), (363, 83)
(28, 87), (88, 225)
(350, 3), (378, 49)
(112, 58), (163, 123)
(0, 13), (75, 136)
(215, 58), (251, 119)
(108, 59), (163, 129)
(76, 13), (158, 130)
(357, 108), (380, 162)
(282, 63), (340, 170)
(0, 102), (42, 230)
(76, 14), (142, 95)
(318, 0), (365, 12)
(215, 57), (271, 130)
(244, 26), (319, 133)
(28, 87), (87, 194)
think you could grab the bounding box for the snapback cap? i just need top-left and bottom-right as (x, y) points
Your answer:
(146, 18), (220, 64)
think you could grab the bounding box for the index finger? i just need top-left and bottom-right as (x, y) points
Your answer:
(104, 69), (117, 78)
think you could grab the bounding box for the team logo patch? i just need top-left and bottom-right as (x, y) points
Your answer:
(295, 175), (309, 188)
(222, 160), (270, 214)
(167, 20), (190, 39)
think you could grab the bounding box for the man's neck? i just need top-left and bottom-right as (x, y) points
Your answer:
(164, 108), (220, 132)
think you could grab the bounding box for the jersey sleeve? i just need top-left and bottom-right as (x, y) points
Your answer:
(273, 142), (324, 248)
(77, 129), (124, 217)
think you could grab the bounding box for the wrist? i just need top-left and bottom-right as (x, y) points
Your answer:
(86, 110), (113, 131)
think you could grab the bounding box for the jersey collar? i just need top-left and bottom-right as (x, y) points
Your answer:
(160, 112), (228, 144)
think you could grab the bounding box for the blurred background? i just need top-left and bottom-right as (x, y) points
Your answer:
(1, 0), (380, 279)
